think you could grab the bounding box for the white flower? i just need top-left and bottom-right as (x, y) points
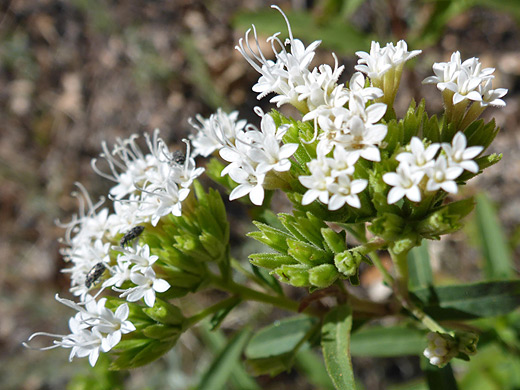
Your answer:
(249, 111), (298, 173)
(119, 267), (171, 307)
(24, 294), (136, 367)
(383, 162), (424, 204)
(116, 244), (159, 273)
(447, 68), (483, 104)
(479, 78), (507, 107)
(228, 162), (266, 206)
(299, 157), (333, 206)
(189, 109), (247, 157)
(396, 137), (440, 172)
(92, 300), (136, 352)
(327, 175), (367, 210)
(138, 179), (190, 226)
(103, 257), (132, 288)
(422, 52), (461, 91)
(442, 132), (483, 173)
(425, 155), (463, 193)
(235, 5), (321, 109)
(355, 40), (421, 81)
(423, 332), (454, 368)
(335, 114), (386, 162)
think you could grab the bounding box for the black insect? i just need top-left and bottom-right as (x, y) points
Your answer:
(120, 225), (145, 248)
(85, 262), (106, 288)
(170, 150), (186, 165)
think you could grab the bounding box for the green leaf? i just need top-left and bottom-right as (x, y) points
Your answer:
(199, 324), (260, 390)
(350, 326), (426, 357)
(245, 316), (318, 359)
(408, 239), (434, 290)
(198, 329), (252, 390)
(421, 358), (458, 390)
(474, 193), (514, 280)
(209, 296), (241, 331)
(295, 349), (335, 390)
(411, 280), (520, 320)
(321, 304), (356, 390)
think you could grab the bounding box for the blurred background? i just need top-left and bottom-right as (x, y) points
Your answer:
(1, 0), (519, 389)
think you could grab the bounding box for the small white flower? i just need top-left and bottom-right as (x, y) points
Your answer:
(189, 109), (247, 157)
(117, 244), (159, 273)
(425, 155), (463, 193)
(423, 332), (455, 368)
(442, 132), (483, 173)
(120, 267), (171, 307)
(327, 175), (367, 210)
(299, 157), (333, 206)
(228, 163), (266, 206)
(383, 162), (424, 204)
(479, 78), (507, 107)
(138, 179), (190, 226)
(396, 137), (440, 172)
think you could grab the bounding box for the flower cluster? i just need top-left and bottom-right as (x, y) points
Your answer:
(24, 296), (135, 367)
(423, 51), (507, 107)
(26, 130), (203, 365)
(383, 132), (483, 204)
(190, 107), (299, 205)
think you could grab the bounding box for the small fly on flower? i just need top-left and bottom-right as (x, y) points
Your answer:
(170, 150), (186, 165)
(120, 225), (145, 248)
(85, 262), (106, 288)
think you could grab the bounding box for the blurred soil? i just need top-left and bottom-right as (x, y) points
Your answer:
(0, 1), (519, 389)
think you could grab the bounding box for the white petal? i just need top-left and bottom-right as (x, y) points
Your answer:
(387, 187), (405, 204)
(153, 279), (171, 293)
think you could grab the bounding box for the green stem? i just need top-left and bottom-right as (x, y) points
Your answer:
(388, 249), (446, 333)
(368, 251), (394, 287)
(208, 273), (303, 314)
(230, 257), (282, 295)
(184, 296), (240, 329)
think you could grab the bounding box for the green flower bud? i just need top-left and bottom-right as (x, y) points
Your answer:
(287, 239), (329, 266)
(142, 298), (184, 326)
(273, 264), (310, 287)
(418, 198), (475, 239)
(369, 213), (405, 240)
(308, 264), (340, 288)
(248, 222), (292, 253)
(321, 228), (347, 254)
(249, 253), (298, 269)
(456, 331), (478, 357)
(390, 233), (420, 255)
(143, 324), (181, 341)
(334, 250), (363, 277)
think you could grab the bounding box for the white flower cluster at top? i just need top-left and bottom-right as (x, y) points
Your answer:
(189, 6), (506, 209)
(423, 51), (507, 107)
(27, 130), (204, 366)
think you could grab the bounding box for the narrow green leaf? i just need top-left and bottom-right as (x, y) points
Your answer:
(411, 280), (520, 320)
(321, 304), (356, 390)
(198, 328), (251, 390)
(408, 239), (434, 290)
(245, 316), (317, 359)
(474, 193), (514, 280)
(210, 296), (241, 331)
(421, 358), (458, 390)
(351, 326), (426, 357)
(295, 349), (335, 390)
(199, 324), (260, 390)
